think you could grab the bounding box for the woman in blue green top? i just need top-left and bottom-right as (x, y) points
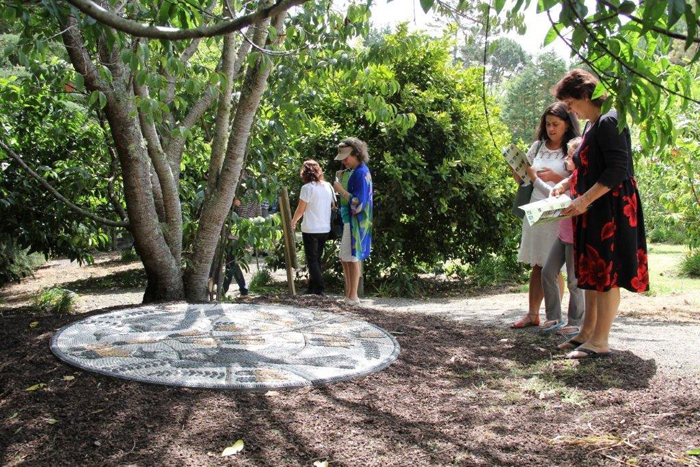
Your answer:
(333, 138), (373, 306)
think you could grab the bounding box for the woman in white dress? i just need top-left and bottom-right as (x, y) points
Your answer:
(512, 102), (581, 328)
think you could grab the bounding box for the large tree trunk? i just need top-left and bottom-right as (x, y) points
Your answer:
(184, 14), (283, 301)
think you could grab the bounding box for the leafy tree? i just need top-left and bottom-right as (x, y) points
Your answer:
(0, 0), (368, 302)
(268, 27), (518, 281)
(500, 51), (568, 143)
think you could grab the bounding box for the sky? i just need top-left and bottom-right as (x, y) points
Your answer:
(368, 0), (573, 61)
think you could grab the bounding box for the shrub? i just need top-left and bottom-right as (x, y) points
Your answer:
(33, 287), (77, 314)
(120, 248), (140, 262)
(249, 269), (274, 291)
(681, 251), (700, 277)
(0, 238), (44, 286)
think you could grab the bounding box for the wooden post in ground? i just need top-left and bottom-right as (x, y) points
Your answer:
(278, 187), (296, 295)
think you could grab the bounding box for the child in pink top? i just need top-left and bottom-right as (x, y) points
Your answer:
(539, 138), (584, 335)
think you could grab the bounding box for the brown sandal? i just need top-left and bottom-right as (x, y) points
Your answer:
(511, 314), (540, 329)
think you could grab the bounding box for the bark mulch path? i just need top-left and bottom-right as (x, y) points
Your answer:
(1, 294), (699, 466)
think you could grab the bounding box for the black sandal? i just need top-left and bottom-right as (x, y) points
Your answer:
(557, 339), (585, 351)
(567, 347), (613, 360)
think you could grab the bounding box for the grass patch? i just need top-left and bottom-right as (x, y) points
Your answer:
(644, 243), (700, 295)
(32, 287), (77, 314)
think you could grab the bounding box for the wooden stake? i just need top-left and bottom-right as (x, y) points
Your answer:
(278, 187), (296, 295)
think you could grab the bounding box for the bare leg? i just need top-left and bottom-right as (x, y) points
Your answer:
(528, 265), (544, 317)
(341, 261), (351, 298)
(558, 289), (597, 350)
(576, 287), (620, 353)
(347, 261), (361, 300)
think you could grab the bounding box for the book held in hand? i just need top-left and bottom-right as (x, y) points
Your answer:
(502, 143), (532, 185)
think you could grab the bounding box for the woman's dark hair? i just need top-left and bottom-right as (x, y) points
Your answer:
(553, 68), (606, 107)
(338, 137), (369, 164)
(300, 159), (324, 183)
(534, 101), (581, 149)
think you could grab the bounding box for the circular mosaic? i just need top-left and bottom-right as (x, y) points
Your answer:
(51, 302), (400, 390)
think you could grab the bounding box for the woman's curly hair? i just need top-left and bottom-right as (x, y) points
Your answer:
(300, 159), (324, 183)
(338, 137), (369, 164)
(553, 68), (607, 107)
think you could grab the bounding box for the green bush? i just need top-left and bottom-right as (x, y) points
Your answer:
(249, 269), (274, 291)
(32, 287), (77, 314)
(681, 252), (700, 277)
(120, 248), (140, 262)
(0, 238), (44, 286)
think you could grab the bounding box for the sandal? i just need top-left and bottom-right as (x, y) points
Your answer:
(556, 338), (585, 351)
(511, 314), (540, 329)
(566, 347), (613, 360)
(540, 320), (564, 334)
(557, 325), (580, 336)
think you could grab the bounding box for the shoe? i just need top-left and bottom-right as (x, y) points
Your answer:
(557, 338), (585, 351)
(511, 314), (539, 328)
(239, 288), (249, 297)
(344, 297), (361, 306)
(540, 320), (564, 334)
(566, 347), (613, 360)
(557, 325), (581, 336)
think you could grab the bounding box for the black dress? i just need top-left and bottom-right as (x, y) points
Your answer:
(571, 111), (649, 293)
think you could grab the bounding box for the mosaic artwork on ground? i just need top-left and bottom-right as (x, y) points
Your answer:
(51, 303), (400, 390)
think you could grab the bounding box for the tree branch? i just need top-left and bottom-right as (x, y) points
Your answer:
(96, 110), (128, 221)
(63, 0), (309, 40)
(60, 13), (107, 92)
(596, 0), (700, 44)
(565, 0), (700, 105)
(0, 139), (130, 228)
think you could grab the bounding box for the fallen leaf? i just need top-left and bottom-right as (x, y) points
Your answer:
(29, 321), (39, 328)
(47, 419), (58, 425)
(265, 391), (279, 397)
(63, 376), (75, 381)
(25, 383), (46, 392)
(221, 439), (244, 457)
(94, 441), (101, 447)
(687, 448), (700, 456)
(314, 461), (329, 467)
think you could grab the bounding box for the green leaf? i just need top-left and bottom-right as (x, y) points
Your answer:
(25, 383), (46, 391)
(591, 82), (606, 100)
(537, 0), (558, 13)
(667, 0), (684, 28)
(687, 448), (700, 456)
(543, 26), (559, 46)
(494, 0), (506, 14)
(98, 91), (107, 109)
(419, 0), (434, 14)
(73, 73), (84, 92)
(221, 439), (244, 456)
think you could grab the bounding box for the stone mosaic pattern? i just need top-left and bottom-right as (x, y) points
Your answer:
(51, 303), (400, 390)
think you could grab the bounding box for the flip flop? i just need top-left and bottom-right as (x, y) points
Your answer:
(511, 315), (540, 329)
(540, 320), (564, 334)
(556, 338), (585, 350)
(566, 347), (613, 360)
(557, 326), (580, 336)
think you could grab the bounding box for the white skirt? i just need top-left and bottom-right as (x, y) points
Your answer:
(518, 217), (560, 267)
(339, 223), (359, 262)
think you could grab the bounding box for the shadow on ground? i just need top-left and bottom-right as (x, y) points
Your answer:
(1, 295), (698, 466)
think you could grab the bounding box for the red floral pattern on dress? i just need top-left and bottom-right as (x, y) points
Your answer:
(570, 169), (578, 197)
(601, 220), (615, 241)
(578, 145), (589, 175)
(631, 249), (649, 292)
(623, 193), (638, 227)
(578, 245), (614, 291)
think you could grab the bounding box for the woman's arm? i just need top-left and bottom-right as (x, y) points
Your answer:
(291, 200), (307, 230)
(550, 176), (572, 197)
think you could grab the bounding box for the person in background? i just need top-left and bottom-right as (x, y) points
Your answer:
(332, 138), (373, 306)
(535, 137), (585, 335)
(222, 189), (262, 298)
(291, 160), (335, 296)
(552, 69), (649, 359)
(511, 102), (581, 328)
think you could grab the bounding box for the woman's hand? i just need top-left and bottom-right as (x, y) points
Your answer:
(550, 177), (571, 197)
(525, 166), (538, 182)
(562, 195), (589, 216)
(536, 167), (564, 184)
(333, 181), (343, 193)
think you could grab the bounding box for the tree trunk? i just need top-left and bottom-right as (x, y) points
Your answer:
(184, 14), (283, 301)
(105, 89), (184, 302)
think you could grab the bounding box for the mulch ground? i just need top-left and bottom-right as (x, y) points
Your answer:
(1, 295), (699, 466)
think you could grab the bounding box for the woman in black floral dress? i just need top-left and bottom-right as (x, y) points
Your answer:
(551, 69), (649, 359)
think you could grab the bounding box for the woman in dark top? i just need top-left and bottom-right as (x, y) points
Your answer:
(551, 69), (649, 359)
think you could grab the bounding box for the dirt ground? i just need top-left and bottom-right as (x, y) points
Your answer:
(1, 255), (699, 466)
